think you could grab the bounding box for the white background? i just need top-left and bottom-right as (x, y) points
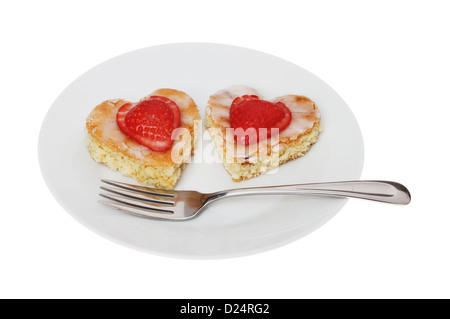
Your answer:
(1, 0), (449, 299)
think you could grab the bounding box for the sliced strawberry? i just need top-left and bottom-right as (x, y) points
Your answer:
(116, 96), (181, 152)
(230, 95), (260, 110)
(230, 96), (292, 145)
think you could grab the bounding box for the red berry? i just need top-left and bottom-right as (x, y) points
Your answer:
(230, 96), (292, 145)
(116, 96), (181, 152)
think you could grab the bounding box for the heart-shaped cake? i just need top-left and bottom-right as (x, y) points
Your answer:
(86, 88), (200, 189)
(205, 85), (322, 182)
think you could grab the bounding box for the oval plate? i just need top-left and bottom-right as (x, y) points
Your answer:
(38, 43), (364, 259)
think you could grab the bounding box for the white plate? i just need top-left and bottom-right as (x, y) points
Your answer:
(38, 43), (364, 259)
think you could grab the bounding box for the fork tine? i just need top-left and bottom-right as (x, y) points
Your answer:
(99, 200), (180, 220)
(100, 185), (174, 205)
(99, 192), (174, 212)
(101, 179), (175, 198)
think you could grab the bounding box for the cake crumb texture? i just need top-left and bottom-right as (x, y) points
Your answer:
(87, 134), (182, 190)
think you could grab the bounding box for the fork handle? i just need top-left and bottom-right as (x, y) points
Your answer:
(205, 180), (411, 205)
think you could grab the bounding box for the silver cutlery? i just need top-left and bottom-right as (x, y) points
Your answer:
(99, 179), (411, 220)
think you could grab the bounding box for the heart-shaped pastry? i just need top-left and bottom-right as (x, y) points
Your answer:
(86, 88), (200, 189)
(205, 85), (322, 182)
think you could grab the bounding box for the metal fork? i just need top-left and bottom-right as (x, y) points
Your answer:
(99, 179), (411, 220)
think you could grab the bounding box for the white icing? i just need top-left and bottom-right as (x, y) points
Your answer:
(273, 95), (320, 139)
(140, 92), (191, 110)
(181, 113), (194, 126)
(98, 116), (127, 142)
(211, 106), (231, 119)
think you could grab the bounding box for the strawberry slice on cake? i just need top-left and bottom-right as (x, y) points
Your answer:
(230, 94), (292, 145)
(116, 96), (181, 152)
